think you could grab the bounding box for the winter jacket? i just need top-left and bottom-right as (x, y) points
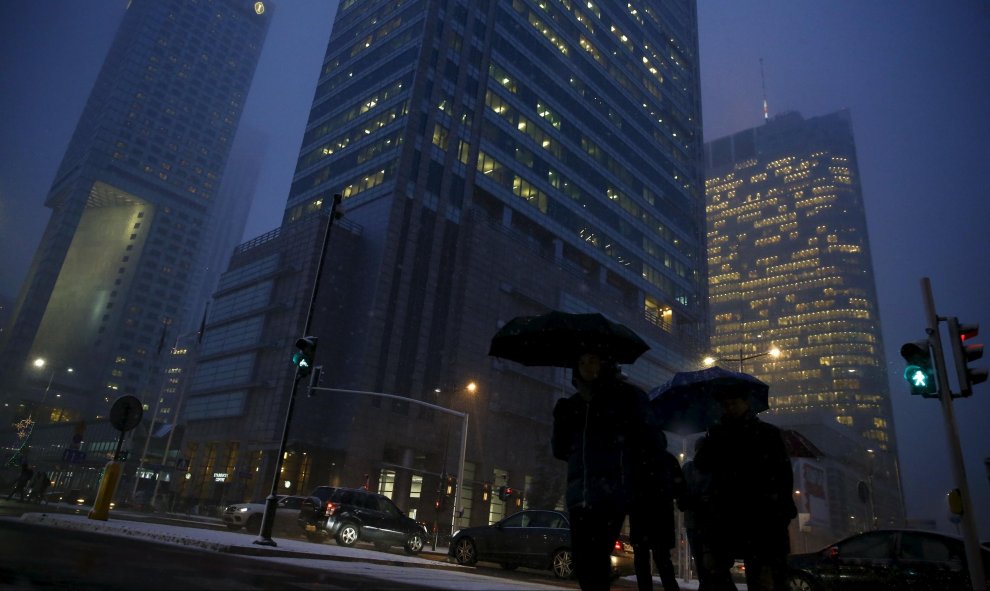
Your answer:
(552, 379), (666, 513)
(693, 414), (797, 552)
(629, 449), (685, 547)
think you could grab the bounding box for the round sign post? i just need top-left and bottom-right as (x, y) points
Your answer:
(90, 396), (144, 521)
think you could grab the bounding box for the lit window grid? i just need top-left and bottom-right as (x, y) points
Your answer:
(706, 151), (890, 448)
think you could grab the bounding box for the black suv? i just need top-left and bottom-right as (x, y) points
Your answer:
(298, 486), (427, 554)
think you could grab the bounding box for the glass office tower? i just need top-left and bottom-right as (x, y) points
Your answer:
(178, 0), (708, 527)
(705, 110), (904, 536)
(0, 0), (272, 422)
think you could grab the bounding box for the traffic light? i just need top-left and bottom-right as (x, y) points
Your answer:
(900, 340), (937, 397)
(292, 336), (318, 377)
(435, 495), (447, 511)
(445, 474), (457, 496)
(947, 318), (987, 397)
(497, 486), (514, 501)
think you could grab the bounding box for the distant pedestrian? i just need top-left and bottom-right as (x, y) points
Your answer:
(29, 471), (50, 503)
(7, 463), (34, 502)
(630, 449), (684, 591)
(694, 389), (796, 591)
(553, 352), (667, 591)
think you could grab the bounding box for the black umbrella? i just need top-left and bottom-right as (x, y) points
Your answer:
(648, 366), (769, 434)
(487, 311), (649, 368)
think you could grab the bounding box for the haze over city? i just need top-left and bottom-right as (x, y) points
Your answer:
(1, 0), (988, 539)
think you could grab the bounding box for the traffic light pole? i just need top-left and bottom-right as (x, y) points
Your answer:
(255, 194), (342, 547)
(920, 277), (986, 591)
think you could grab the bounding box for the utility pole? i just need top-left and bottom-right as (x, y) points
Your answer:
(918, 278), (986, 591)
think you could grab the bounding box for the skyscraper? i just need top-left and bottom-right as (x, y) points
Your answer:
(179, 0), (708, 528)
(0, 0), (272, 422)
(705, 110), (904, 538)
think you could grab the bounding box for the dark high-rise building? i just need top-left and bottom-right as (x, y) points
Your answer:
(705, 110), (904, 540)
(0, 0), (272, 423)
(179, 0), (707, 529)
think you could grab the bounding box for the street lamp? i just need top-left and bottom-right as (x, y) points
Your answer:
(31, 358), (74, 420)
(703, 346), (781, 372)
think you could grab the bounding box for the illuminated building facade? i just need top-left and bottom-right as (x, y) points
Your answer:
(178, 0), (708, 528)
(0, 0), (272, 424)
(705, 110), (904, 535)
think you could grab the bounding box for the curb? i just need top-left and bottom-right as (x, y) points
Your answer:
(16, 512), (463, 573)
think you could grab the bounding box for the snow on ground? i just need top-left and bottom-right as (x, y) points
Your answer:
(13, 511), (710, 589)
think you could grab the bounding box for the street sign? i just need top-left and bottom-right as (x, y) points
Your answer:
(109, 395), (143, 432)
(61, 448), (86, 463)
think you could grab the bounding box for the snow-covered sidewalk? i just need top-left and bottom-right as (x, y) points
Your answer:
(14, 511), (706, 589)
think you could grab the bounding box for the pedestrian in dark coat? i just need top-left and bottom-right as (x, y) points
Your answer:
(553, 352), (667, 591)
(28, 470), (50, 503)
(7, 463), (34, 502)
(630, 449), (685, 590)
(678, 437), (718, 590)
(694, 390), (797, 591)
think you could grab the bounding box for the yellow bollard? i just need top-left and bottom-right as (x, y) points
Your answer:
(88, 461), (122, 521)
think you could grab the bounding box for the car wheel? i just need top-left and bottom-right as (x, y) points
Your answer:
(500, 563), (518, 571)
(335, 523), (359, 546)
(552, 548), (574, 579)
(246, 515), (261, 533)
(787, 571), (820, 591)
(452, 538), (478, 565)
(404, 532), (425, 554)
(226, 524), (242, 531)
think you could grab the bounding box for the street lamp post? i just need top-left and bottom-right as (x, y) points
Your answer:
(315, 387), (469, 538)
(5, 359), (74, 468)
(704, 346), (781, 372)
(31, 358), (74, 420)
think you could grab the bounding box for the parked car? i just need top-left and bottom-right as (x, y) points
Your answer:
(297, 486), (426, 554)
(222, 495), (306, 536)
(448, 509), (635, 580)
(787, 529), (990, 591)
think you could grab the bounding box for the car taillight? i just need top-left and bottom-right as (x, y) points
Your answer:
(614, 540), (622, 552)
(324, 501), (338, 517)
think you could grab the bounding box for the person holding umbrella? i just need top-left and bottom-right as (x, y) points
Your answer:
(552, 351), (667, 591)
(693, 387), (797, 591)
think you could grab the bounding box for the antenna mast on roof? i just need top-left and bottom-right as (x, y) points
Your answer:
(760, 58), (769, 122)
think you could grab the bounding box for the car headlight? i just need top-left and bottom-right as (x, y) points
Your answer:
(238, 507), (249, 512)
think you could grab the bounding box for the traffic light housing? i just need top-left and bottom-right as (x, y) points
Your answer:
(292, 336), (318, 377)
(900, 340), (937, 397)
(497, 485), (514, 501)
(445, 474), (457, 496)
(947, 318), (987, 397)
(306, 365), (324, 397)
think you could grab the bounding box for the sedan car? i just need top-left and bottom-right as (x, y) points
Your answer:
(787, 529), (990, 591)
(448, 509), (635, 579)
(222, 495), (306, 536)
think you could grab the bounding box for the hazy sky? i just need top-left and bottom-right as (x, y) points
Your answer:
(2, 1), (988, 537)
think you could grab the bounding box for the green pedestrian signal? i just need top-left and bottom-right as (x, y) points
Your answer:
(900, 340), (937, 397)
(292, 336), (318, 377)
